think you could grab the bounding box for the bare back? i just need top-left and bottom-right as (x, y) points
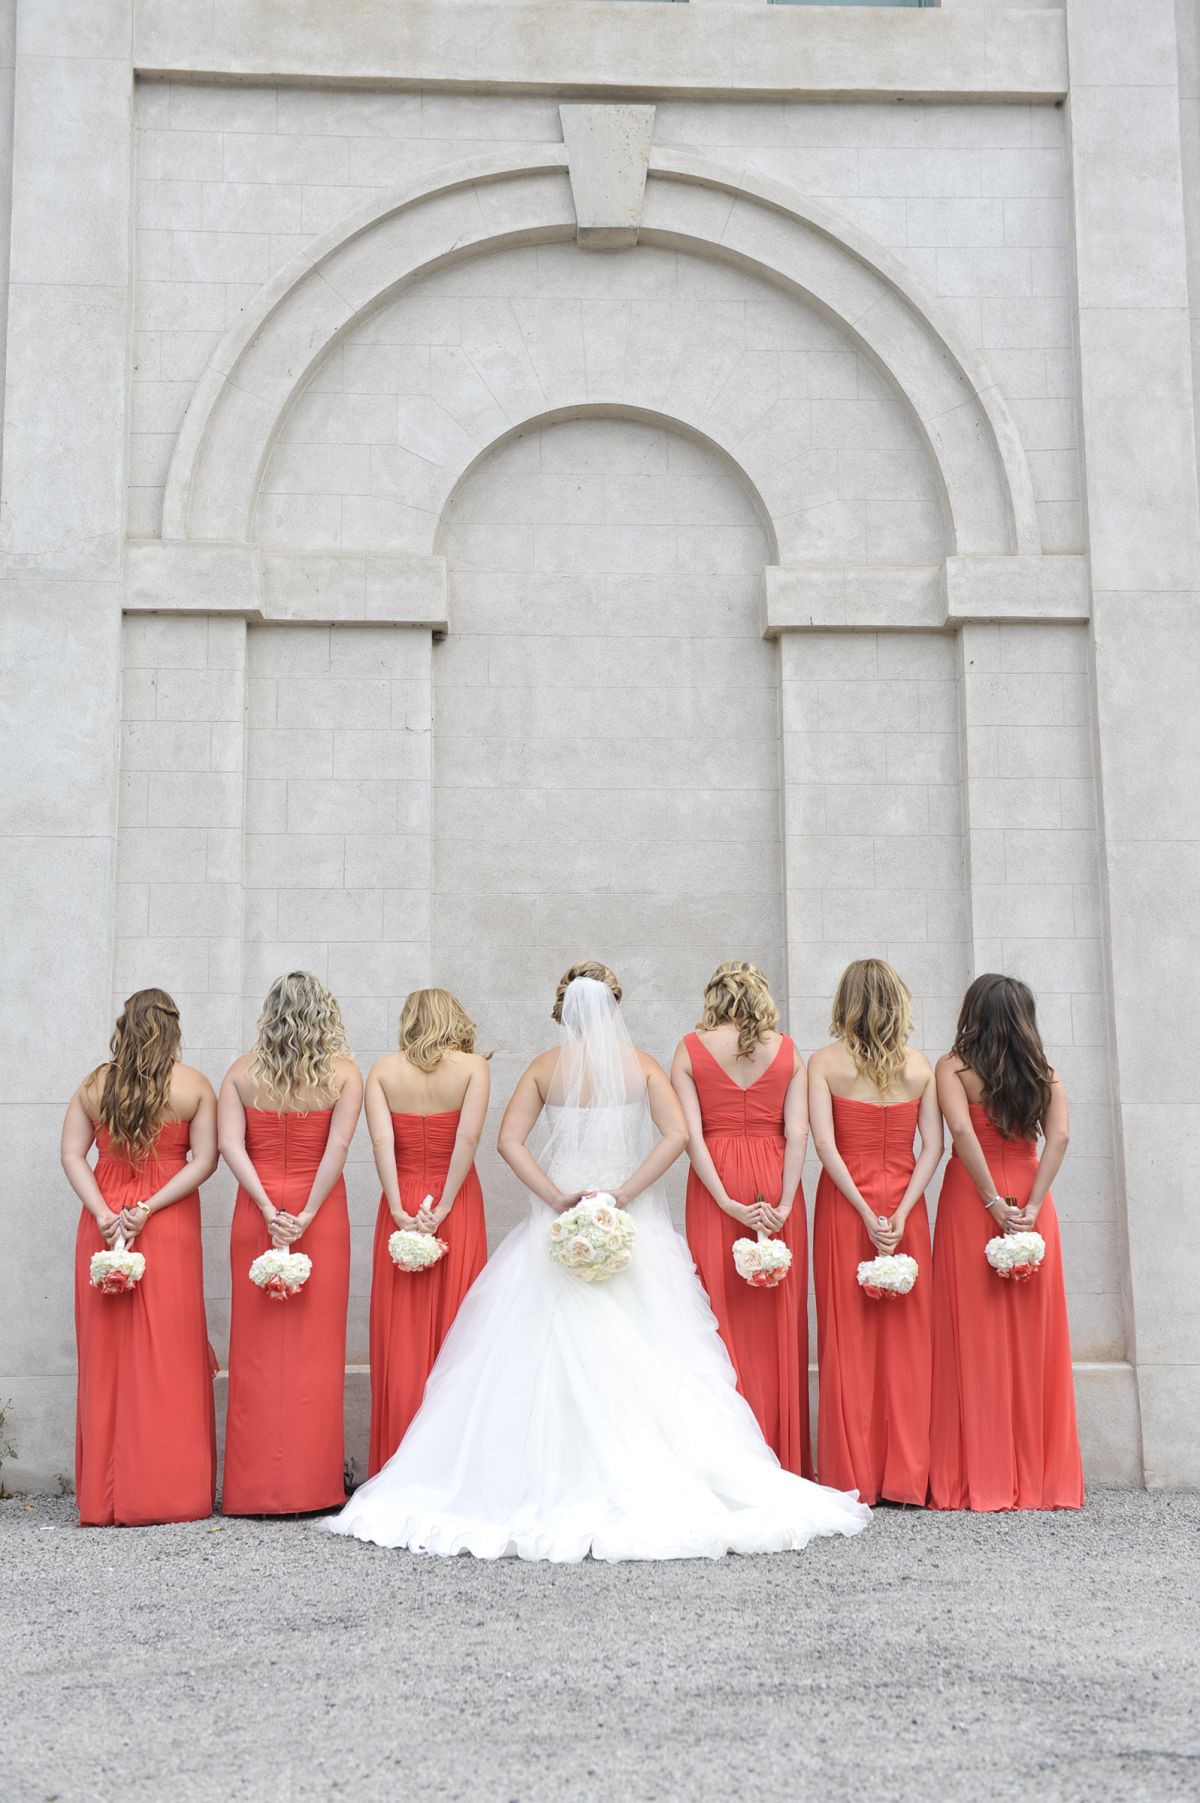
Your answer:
(370, 1048), (484, 1116)
(809, 1040), (932, 1105)
(227, 1050), (357, 1114)
(690, 1023), (796, 1089)
(80, 1060), (210, 1128)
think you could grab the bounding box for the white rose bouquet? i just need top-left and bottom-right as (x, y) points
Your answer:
(732, 1231), (793, 1290)
(548, 1193), (637, 1284)
(90, 1232), (146, 1297)
(985, 1230), (1045, 1284)
(389, 1230), (448, 1272)
(249, 1247), (313, 1302)
(857, 1253), (919, 1301)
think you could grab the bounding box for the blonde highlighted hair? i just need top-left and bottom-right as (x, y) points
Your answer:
(93, 988), (182, 1161)
(830, 958), (912, 1096)
(552, 961), (622, 1023)
(250, 971), (350, 1110)
(398, 988), (483, 1072)
(697, 961), (779, 1060)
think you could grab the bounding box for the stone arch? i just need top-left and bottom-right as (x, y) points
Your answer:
(162, 150), (1038, 559)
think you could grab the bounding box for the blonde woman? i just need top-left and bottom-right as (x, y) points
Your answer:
(364, 988), (490, 1473)
(671, 961), (812, 1476)
(218, 973), (362, 1515)
(61, 989), (218, 1526)
(809, 958), (941, 1504)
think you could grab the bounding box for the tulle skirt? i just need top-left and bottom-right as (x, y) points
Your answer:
(326, 1191), (869, 1562)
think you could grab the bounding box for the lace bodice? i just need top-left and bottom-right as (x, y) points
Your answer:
(542, 1102), (651, 1195)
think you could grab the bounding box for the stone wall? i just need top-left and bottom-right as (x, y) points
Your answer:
(3, 0), (1197, 1491)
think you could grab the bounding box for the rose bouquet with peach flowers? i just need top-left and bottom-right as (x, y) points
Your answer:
(986, 1230), (1045, 1283)
(732, 1232), (793, 1290)
(548, 1193), (637, 1284)
(248, 1247), (312, 1301)
(90, 1233), (146, 1297)
(857, 1253), (919, 1301)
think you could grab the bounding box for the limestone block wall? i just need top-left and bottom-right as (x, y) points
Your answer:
(9, 0), (1200, 1489)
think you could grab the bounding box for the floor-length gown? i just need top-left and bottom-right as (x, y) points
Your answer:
(74, 1122), (216, 1526)
(683, 1034), (810, 1477)
(929, 1104), (1083, 1511)
(222, 1108), (350, 1515)
(328, 1100), (869, 1560)
(812, 1098), (932, 1504)
(369, 1110), (488, 1474)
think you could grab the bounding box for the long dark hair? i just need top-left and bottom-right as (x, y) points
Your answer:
(951, 974), (1053, 1141)
(92, 988), (182, 1159)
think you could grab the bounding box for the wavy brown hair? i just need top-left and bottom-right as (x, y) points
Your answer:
(250, 971), (351, 1110)
(951, 973), (1053, 1141)
(398, 988), (486, 1071)
(831, 959), (912, 1096)
(93, 989), (182, 1161)
(697, 961), (780, 1060)
(551, 961), (622, 1023)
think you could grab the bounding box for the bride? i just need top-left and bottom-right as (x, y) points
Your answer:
(326, 963), (870, 1561)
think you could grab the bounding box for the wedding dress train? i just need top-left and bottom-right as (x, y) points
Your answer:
(327, 982), (870, 1561)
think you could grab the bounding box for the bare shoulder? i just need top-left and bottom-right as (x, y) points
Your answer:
(79, 1066), (107, 1117)
(526, 1047), (561, 1090)
(636, 1048), (670, 1081)
(224, 1050), (255, 1081)
(807, 1041), (836, 1074)
(172, 1061), (216, 1112)
(332, 1054), (362, 1090)
(367, 1051), (402, 1083)
(935, 1051), (966, 1077)
(671, 1037), (692, 1072)
(907, 1047), (935, 1081)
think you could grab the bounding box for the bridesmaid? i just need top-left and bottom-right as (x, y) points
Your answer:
(218, 972), (362, 1515)
(60, 988), (218, 1526)
(930, 974), (1083, 1511)
(808, 959), (941, 1504)
(672, 961), (812, 1477)
(365, 988), (489, 1474)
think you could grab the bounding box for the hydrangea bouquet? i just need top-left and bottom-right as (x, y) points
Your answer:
(985, 1230), (1046, 1283)
(548, 1193), (637, 1284)
(249, 1247), (313, 1301)
(857, 1253), (919, 1300)
(89, 1232), (146, 1297)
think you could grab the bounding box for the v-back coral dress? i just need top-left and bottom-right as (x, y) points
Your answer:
(222, 1108), (350, 1515)
(74, 1121), (216, 1526)
(368, 1110), (488, 1475)
(683, 1034), (811, 1477)
(813, 1097), (932, 1504)
(929, 1104), (1083, 1512)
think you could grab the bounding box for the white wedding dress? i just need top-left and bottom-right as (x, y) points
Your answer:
(326, 980), (870, 1562)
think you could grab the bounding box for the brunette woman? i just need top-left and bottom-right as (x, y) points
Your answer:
(219, 972), (361, 1514)
(930, 974), (1083, 1511)
(61, 989), (218, 1526)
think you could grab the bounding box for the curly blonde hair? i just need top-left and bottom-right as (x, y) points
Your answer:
(551, 961), (622, 1023)
(831, 958), (912, 1096)
(250, 971), (351, 1110)
(697, 961), (780, 1060)
(93, 988), (182, 1161)
(398, 988), (484, 1072)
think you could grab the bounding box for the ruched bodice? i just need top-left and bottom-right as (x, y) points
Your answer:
(830, 1097), (920, 1208)
(94, 1119), (191, 1192)
(686, 1034), (791, 1140)
(390, 1111), (461, 1186)
(244, 1106), (332, 1205)
(954, 1103), (1039, 1186)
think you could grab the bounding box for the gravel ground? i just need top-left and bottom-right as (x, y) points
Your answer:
(2, 1488), (1198, 1803)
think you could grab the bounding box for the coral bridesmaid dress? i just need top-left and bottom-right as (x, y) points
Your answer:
(683, 1034), (811, 1477)
(74, 1122), (216, 1526)
(929, 1104), (1083, 1511)
(812, 1098), (932, 1504)
(222, 1109), (350, 1515)
(368, 1110), (488, 1474)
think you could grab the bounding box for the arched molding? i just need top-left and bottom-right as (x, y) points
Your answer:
(161, 148), (1040, 560)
